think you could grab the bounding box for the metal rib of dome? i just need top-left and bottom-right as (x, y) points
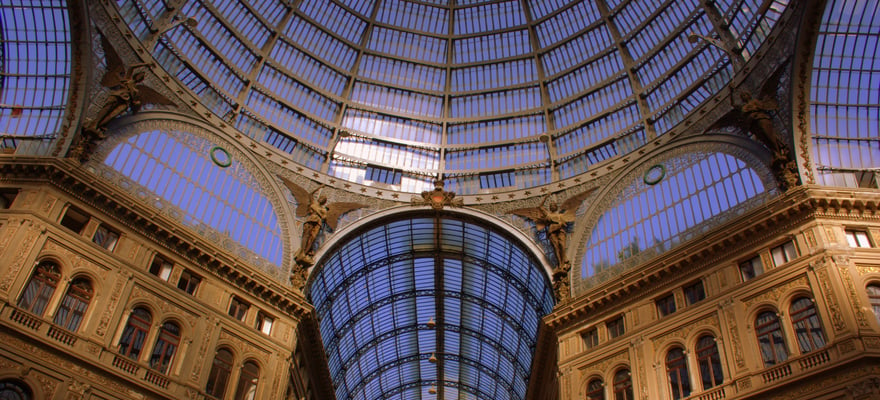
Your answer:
(115, 0), (789, 197)
(307, 215), (555, 400)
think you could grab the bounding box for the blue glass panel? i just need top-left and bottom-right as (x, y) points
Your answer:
(455, 1), (526, 35)
(377, 0), (448, 35)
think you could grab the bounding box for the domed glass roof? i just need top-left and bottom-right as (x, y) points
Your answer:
(116, 0), (789, 195)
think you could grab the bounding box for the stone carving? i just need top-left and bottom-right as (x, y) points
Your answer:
(839, 268), (870, 329)
(578, 350), (629, 378)
(36, 374), (59, 398)
(130, 285), (198, 328)
(280, 177), (367, 286)
(97, 274), (126, 337)
(815, 265), (847, 332)
(71, 31), (173, 162)
(857, 265), (880, 276)
(653, 314), (719, 346)
(410, 179), (463, 210)
(508, 189), (595, 302)
(863, 336), (880, 350)
(0, 224), (39, 292)
(190, 323), (214, 382)
(722, 306), (746, 368)
(735, 90), (800, 191)
(742, 275), (809, 309)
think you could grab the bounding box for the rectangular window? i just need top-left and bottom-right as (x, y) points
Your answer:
(60, 205), (89, 234)
(656, 294), (676, 317)
(739, 255), (763, 282)
(770, 241), (797, 266)
(581, 327), (598, 350)
(684, 280), (706, 305)
(0, 188), (18, 209)
(229, 297), (249, 321)
(149, 255), (174, 281)
(256, 312), (274, 335)
(177, 270), (201, 295)
(607, 316), (625, 339)
(846, 230), (873, 248)
(92, 224), (120, 251)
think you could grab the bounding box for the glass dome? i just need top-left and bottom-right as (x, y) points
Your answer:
(115, 0), (789, 195)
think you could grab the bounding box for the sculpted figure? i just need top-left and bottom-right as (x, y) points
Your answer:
(736, 91), (800, 190)
(508, 189), (596, 301)
(72, 32), (173, 161)
(280, 177), (366, 265)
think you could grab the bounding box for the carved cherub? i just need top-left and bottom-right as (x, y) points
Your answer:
(280, 177), (367, 265)
(508, 188), (596, 269)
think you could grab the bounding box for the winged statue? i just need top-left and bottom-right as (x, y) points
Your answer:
(72, 31), (174, 161)
(279, 177), (367, 265)
(508, 188), (595, 301)
(508, 188), (595, 269)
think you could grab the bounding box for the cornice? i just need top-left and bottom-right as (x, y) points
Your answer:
(0, 157), (313, 321)
(546, 185), (880, 332)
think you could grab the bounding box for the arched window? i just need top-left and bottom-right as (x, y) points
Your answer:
(755, 311), (788, 367)
(867, 284), (880, 324)
(150, 321), (181, 373)
(17, 261), (61, 316)
(665, 348), (690, 399)
(586, 377), (604, 400)
(234, 361), (260, 400)
(119, 307), (152, 360)
(206, 348), (234, 398)
(0, 379), (32, 400)
(612, 369), (633, 400)
(696, 335), (723, 390)
(53, 277), (93, 331)
(789, 297), (826, 353)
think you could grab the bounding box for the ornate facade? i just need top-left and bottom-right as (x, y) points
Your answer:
(1, 0), (879, 399)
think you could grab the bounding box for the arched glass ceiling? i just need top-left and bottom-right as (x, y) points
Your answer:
(101, 128), (284, 268)
(308, 215), (555, 400)
(114, 0), (788, 195)
(810, 0), (879, 187)
(575, 150), (771, 293)
(0, 0), (70, 153)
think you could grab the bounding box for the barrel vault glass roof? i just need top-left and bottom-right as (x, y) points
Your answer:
(308, 215), (555, 400)
(115, 0), (789, 195)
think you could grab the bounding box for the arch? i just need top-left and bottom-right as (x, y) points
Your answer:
(585, 375), (604, 400)
(665, 347), (691, 399)
(149, 320), (182, 373)
(118, 306), (153, 360)
(0, 378), (34, 400)
(572, 137), (776, 294)
(205, 347), (235, 398)
(233, 360), (261, 400)
(754, 309), (788, 367)
(89, 117), (290, 275)
(611, 368), (634, 400)
(307, 210), (555, 400)
(694, 334), (724, 390)
(788, 296), (827, 354)
(17, 260), (62, 316)
(53, 276), (93, 332)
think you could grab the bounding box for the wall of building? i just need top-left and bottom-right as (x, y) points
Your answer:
(0, 171), (325, 399)
(544, 187), (880, 399)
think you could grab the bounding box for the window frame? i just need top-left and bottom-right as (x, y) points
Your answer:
(586, 377), (604, 400)
(229, 296), (250, 322)
(695, 335), (723, 390)
(118, 307), (152, 360)
(177, 269), (201, 295)
(53, 277), (93, 332)
(770, 240), (797, 267)
(149, 255), (174, 281)
(868, 284), (880, 325)
(606, 316), (625, 339)
(206, 348), (235, 398)
(755, 310), (789, 367)
(581, 327), (599, 351)
(256, 311), (274, 335)
(92, 223), (120, 251)
(656, 293), (677, 317)
(683, 280), (706, 305)
(789, 297), (826, 354)
(149, 321), (181, 374)
(665, 347), (691, 400)
(59, 205), (89, 234)
(845, 229), (873, 248)
(739, 255), (764, 282)
(234, 361), (260, 400)
(612, 369), (634, 400)
(17, 261), (61, 316)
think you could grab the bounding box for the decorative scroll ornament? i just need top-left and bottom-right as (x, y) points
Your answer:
(280, 177), (367, 288)
(411, 179), (463, 210)
(507, 188), (596, 301)
(70, 30), (174, 162)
